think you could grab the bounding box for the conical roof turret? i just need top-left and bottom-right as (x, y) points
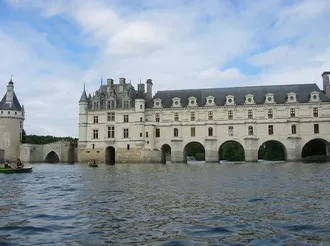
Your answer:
(79, 84), (88, 103)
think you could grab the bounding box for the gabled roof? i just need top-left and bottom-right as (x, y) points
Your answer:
(152, 84), (330, 108)
(0, 92), (22, 111)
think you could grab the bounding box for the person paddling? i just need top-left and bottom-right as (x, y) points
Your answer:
(4, 160), (12, 168)
(16, 158), (24, 169)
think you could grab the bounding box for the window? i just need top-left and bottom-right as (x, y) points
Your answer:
(208, 127), (213, 136)
(140, 133), (143, 137)
(313, 108), (318, 117)
(191, 127), (196, 137)
(290, 108), (295, 117)
(93, 102), (99, 110)
(140, 117), (143, 122)
(248, 110), (253, 119)
(107, 100), (115, 109)
(291, 125), (296, 134)
(174, 128), (179, 137)
(156, 128), (160, 138)
(92, 144), (95, 149)
(228, 110), (233, 120)
(190, 112), (195, 121)
(107, 126), (115, 138)
(155, 113), (160, 122)
(107, 112), (115, 121)
(208, 111), (213, 120)
(127, 144), (130, 150)
(146, 132), (149, 138)
(93, 116), (98, 124)
(248, 126), (253, 135)
(314, 124), (319, 134)
(93, 129), (99, 139)
(123, 128), (129, 138)
(268, 125), (274, 135)
(174, 113), (179, 121)
(228, 126), (233, 136)
(124, 115), (129, 123)
(140, 105), (143, 109)
(268, 109), (273, 119)
(123, 100), (130, 108)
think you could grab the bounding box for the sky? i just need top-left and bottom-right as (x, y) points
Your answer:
(0, 0), (329, 137)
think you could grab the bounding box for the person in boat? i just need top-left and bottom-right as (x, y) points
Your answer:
(91, 159), (96, 164)
(4, 160), (12, 168)
(16, 158), (24, 168)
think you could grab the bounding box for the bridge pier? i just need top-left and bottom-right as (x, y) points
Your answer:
(244, 137), (258, 162)
(286, 137), (302, 161)
(205, 138), (218, 163)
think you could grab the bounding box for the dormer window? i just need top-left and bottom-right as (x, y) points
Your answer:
(188, 96), (198, 107)
(153, 98), (162, 108)
(309, 91), (320, 102)
(245, 94), (255, 104)
(265, 93), (275, 104)
(172, 97), (181, 107)
(205, 96), (215, 106)
(225, 95), (235, 105)
(287, 92), (297, 103)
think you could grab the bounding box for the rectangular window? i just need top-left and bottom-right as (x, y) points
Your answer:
(124, 115), (129, 123)
(107, 126), (115, 138)
(156, 128), (160, 138)
(155, 113), (160, 122)
(174, 113), (179, 121)
(92, 144), (95, 149)
(190, 112), (195, 121)
(123, 100), (130, 109)
(208, 111), (213, 120)
(146, 132), (149, 138)
(228, 110), (233, 120)
(127, 144), (130, 150)
(268, 125), (274, 135)
(93, 116), (98, 124)
(313, 108), (318, 117)
(228, 126), (233, 136)
(291, 125), (297, 134)
(140, 105), (143, 109)
(191, 127), (196, 137)
(123, 128), (129, 138)
(93, 129), (98, 139)
(290, 108), (295, 117)
(107, 101), (111, 109)
(314, 124), (319, 134)
(93, 102), (99, 110)
(107, 112), (115, 121)
(268, 109), (273, 119)
(140, 117), (143, 122)
(140, 133), (143, 137)
(248, 110), (253, 119)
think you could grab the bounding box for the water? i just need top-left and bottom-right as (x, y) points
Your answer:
(1, 162), (330, 245)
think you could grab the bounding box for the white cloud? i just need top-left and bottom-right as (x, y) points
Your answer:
(1, 0), (330, 137)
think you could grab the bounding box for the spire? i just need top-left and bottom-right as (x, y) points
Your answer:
(9, 75), (13, 84)
(79, 83), (88, 103)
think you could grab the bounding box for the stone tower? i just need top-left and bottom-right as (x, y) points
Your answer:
(0, 78), (25, 162)
(78, 85), (88, 155)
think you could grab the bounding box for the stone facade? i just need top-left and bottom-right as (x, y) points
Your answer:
(0, 79), (24, 162)
(78, 72), (330, 164)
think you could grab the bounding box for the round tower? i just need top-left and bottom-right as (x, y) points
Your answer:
(79, 85), (88, 148)
(0, 78), (25, 162)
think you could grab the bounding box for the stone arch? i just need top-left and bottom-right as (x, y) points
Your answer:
(183, 141), (205, 163)
(258, 140), (286, 161)
(44, 150), (60, 163)
(105, 146), (115, 165)
(219, 140), (245, 161)
(161, 144), (171, 164)
(301, 138), (330, 162)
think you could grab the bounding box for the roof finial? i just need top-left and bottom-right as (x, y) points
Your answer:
(101, 76), (103, 86)
(10, 75), (13, 82)
(83, 83), (86, 91)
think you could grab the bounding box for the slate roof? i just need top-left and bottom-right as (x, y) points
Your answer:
(152, 84), (330, 108)
(0, 92), (22, 111)
(79, 89), (88, 103)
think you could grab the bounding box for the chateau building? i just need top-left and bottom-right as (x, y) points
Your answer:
(0, 79), (25, 162)
(78, 72), (330, 164)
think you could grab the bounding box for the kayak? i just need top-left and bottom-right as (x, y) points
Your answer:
(88, 163), (98, 167)
(0, 167), (33, 174)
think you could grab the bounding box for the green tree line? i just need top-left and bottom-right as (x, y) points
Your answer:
(21, 129), (78, 145)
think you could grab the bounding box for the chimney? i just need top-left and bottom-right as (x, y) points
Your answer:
(119, 78), (126, 84)
(138, 83), (145, 93)
(146, 79), (153, 100)
(322, 71), (330, 98)
(107, 78), (114, 87)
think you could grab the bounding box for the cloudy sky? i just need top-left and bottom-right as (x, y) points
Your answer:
(0, 0), (329, 137)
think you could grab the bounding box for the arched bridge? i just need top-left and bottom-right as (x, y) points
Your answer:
(20, 140), (77, 163)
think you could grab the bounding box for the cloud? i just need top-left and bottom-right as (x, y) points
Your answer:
(1, 0), (330, 137)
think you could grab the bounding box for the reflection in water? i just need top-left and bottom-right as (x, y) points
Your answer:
(0, 162), (330, 245)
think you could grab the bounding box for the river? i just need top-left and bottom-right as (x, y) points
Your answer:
(0, 162), (329, 245)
